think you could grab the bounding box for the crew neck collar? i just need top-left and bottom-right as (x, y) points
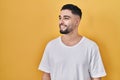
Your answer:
(59, 36), (85, 48)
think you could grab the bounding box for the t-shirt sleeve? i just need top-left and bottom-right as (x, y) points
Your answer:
(38, 45), (50, 73)
(89, 44), (107, 78)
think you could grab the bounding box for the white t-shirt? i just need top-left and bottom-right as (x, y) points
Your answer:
(38, 36), (106, 80)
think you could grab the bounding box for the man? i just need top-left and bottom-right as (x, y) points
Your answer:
(38, 4), (106, 80)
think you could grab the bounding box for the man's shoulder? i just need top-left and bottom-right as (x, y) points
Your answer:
(83, 36), (99, 48)
(46, 36), (60, 47)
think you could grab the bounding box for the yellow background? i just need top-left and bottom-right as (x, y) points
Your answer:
(0, 0), (120, 80)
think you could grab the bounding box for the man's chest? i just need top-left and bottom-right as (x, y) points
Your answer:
(49, 48), (90, 66)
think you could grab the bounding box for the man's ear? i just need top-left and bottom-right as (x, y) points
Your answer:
(76, 16), (80, 26)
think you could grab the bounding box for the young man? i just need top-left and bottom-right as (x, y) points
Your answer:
(38, 4), (106, 80)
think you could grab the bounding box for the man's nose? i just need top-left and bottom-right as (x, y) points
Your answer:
(59, 19), (64, 25)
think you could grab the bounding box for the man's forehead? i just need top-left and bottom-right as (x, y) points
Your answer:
(61, 9), (72, 13)
(60, 9), (73, 16)
(59, 10), (80, 19)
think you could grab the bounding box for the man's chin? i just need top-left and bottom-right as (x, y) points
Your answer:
(60, 30), (69, 34)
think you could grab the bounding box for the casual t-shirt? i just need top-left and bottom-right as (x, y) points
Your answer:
(38, 36), (106, 80)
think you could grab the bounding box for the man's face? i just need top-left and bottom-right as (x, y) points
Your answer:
(59, 9), (79, 34)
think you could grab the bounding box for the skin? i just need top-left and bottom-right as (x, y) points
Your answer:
(42, 72), (50, 80)
(42, 9), (102, 80)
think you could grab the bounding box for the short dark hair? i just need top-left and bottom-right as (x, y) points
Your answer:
(61, 4), (82, 18)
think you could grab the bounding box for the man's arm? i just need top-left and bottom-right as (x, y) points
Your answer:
(42, 72), (51, 80)
(91, 77), (101, 80)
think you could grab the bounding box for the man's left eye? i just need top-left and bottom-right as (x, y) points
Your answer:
(64, 18), (69, 20)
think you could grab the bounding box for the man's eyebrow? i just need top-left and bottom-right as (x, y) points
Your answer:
(59, 15), (71, 18)
(63, 15), (71, 18)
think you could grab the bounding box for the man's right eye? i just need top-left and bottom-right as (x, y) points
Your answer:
(59, 17), (61, 20)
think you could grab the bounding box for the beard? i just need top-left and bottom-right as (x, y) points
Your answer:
(60, 29), (70, 34)
(59, 24), (70, 34)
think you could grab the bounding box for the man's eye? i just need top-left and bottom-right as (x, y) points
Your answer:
(64, 18), (69, 20)
(59, 17), (61, 19)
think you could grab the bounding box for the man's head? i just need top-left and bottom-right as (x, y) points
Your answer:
(61, 4), (82, 19)
(59, 4), (82, 34)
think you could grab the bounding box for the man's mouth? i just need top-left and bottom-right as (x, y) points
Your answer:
(61, 26), (67, 31)
(60, 24), (67, 31)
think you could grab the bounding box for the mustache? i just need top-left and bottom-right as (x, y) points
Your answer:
(59, 23), (67, 27)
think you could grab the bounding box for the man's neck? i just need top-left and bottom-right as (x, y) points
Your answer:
(61, 32), (83, 46)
